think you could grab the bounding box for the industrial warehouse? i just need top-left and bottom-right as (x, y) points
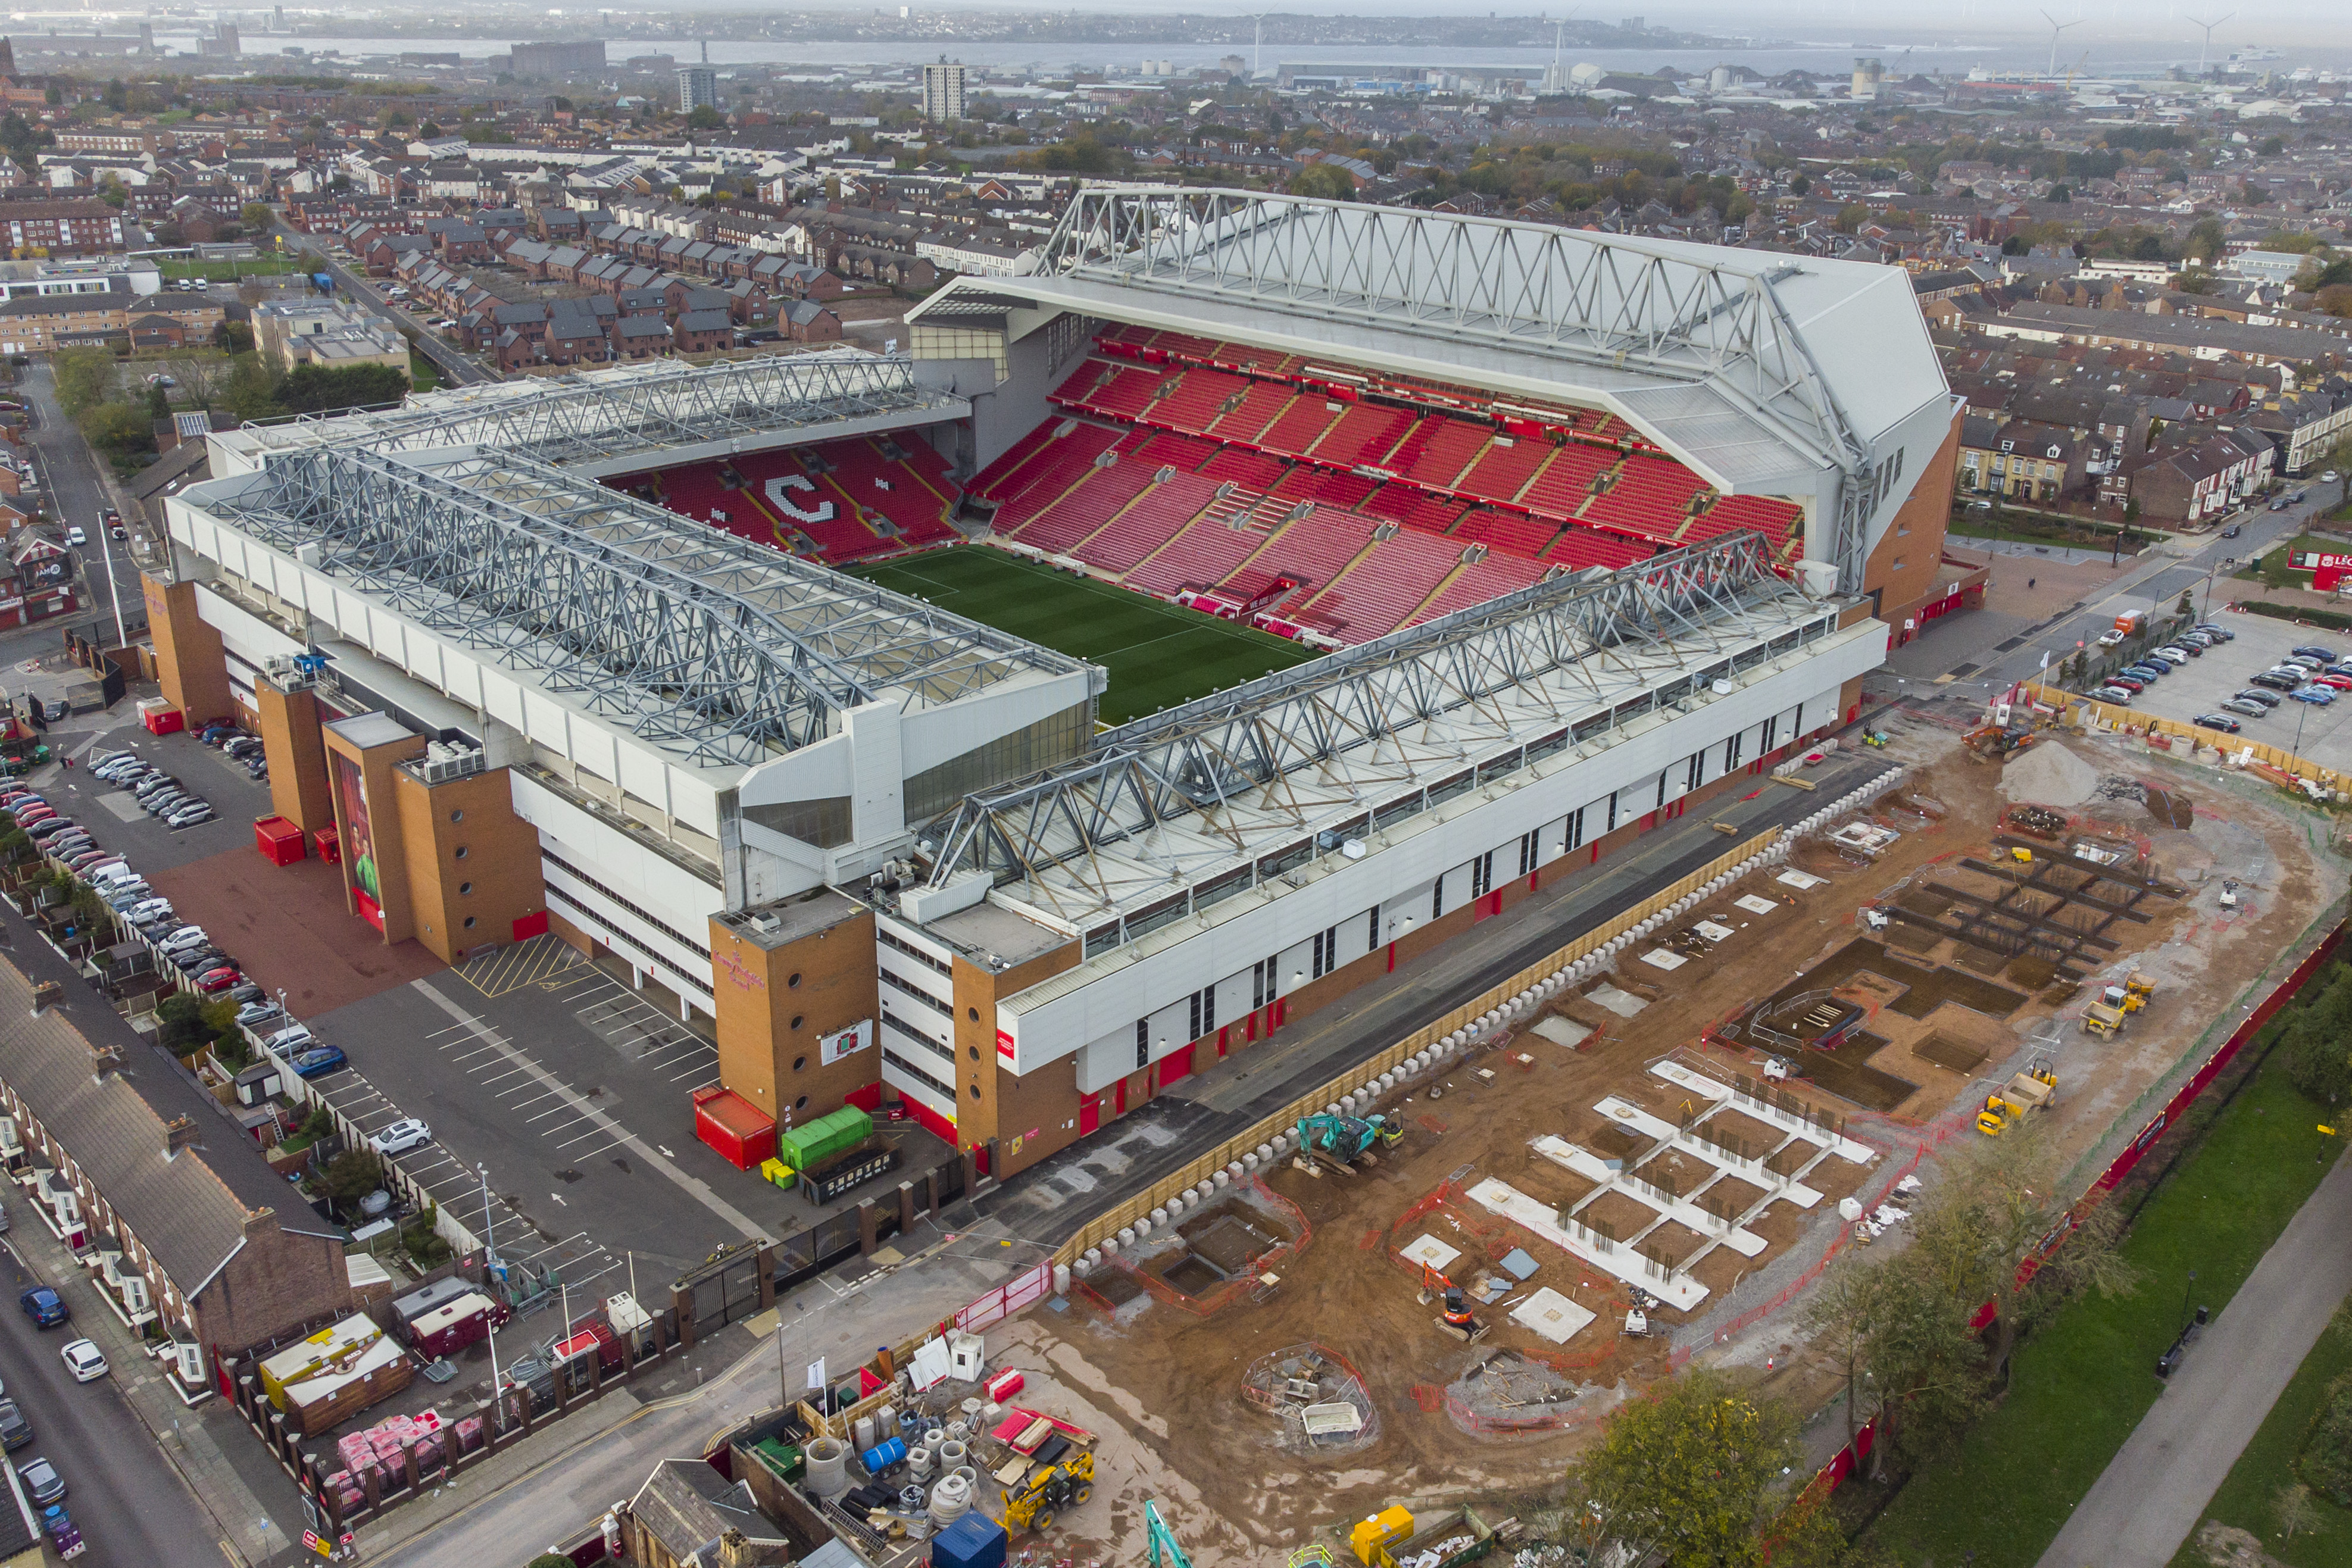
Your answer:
(138, 189), (1960, 1188)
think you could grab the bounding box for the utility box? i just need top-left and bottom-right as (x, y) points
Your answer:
(138, 700), (183, 736)
(254, 816), (305, 866)
(774, 1104), (873, 1172)
(932, 1513), (1008, 1568)
(1353, 1507), (1414, 1566)
(693, 1086), (777, 1170)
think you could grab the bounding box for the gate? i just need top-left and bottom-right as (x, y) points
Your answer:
(955, 1261), (1054, 1334)
(678, 1242), (767, 1335)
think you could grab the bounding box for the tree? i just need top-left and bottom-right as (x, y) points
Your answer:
(156, 993), (212, 1054)
(2275, 1482), (2319, 1542)
(2176, 588), (2195, 619)
(275, 362), (408, 415)
(1567, 1368), (1798, 1568)
(2284, 964), (2352, 1108)
(146, 380), (168, 421)
(49, 346), (114, 417)
(211, 321), (254, 354)
(221, 353), (280, 422)
(165, 354), (226, 413)
(240, 201), (274, 230)
(320, 1150), (385, 1208)
(1289, 161), (1357, 201)
(686, 103), (724, 130)
(1907, 1126), (2139, 1385)
(2303, 1371), (2352, 1504)
(1803, 1258), (1881, 1467)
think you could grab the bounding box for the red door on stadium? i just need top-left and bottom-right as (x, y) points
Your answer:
(1159, 1045), (1194, 1088)
(1079, 1093), (1101, 1136)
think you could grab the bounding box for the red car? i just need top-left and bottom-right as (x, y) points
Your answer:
(2314, 673), (2352, 691)
(195, 967), (241, 994)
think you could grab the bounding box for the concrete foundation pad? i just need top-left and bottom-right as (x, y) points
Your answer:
(1735, 895), (1781, 916)
(1401, 1233), (1462, 1273)
(1587, 984), (1651, 1017)
(1510, 1286), (1598, 1344)
(1639, 949), (1688, 971)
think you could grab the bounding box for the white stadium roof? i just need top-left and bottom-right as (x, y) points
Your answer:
(910, 188), (1946, 504)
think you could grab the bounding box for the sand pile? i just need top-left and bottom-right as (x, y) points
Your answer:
(1997, 741), (2102, 807)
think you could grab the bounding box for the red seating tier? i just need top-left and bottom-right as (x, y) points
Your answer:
(1227, 506), (1376, 601)
(1547, 527), (1650, 572)
(1454, 436), (1551, 505)
(1258, 394), (1342, 455)
(1409, 551), (1550, 625)
(1361, 483), (1464, 535)
(967, 421), (1060, 501)
(1200, 446), (1289, 489)
(1310, 403), (1416, 468)
(1073, 473), (1222, 574)
(1137, 432), (1219, 472)
(1270, 466), (1377, 511)
(1207, 382), (1293, 443)
(1009, 463), (1158, 556)
(992, 433), (1120, 532)
(1126, 512), (1277, 597)
(1520, 445), (1614, 519)
(1401, 421), (1491, 491)
(1301, 527), (1464, 640)
(1154, 367), (1250, 433)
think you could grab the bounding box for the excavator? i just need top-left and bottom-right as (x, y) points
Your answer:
(1296, 1111), (1402, 1176)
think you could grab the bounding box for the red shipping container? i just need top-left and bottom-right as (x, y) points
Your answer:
(140, 705), (184, 736)
(692, 1086), (776, 1170)
(254, 816), (306, 866)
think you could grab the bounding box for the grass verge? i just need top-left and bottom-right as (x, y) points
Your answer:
(848, 544), (1321, 724)
(2172, 1315), (2352, 1566)
(1866, 1024), (2343, 1568)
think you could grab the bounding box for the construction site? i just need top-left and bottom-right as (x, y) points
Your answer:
(968, 708), (2341, 1566)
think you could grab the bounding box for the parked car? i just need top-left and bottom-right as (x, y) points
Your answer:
(267, 1025), (314, 1052)
(17, 1455), (63, 1504)
(57, 1342), (104, 1384)
(2316, 674), (2352, 692)
(167, 804), (214, 828)
(2151, 646), (2192, 664)
(2101, 675), (2146, 694)
(235, 1000), (282, 1029)
(61, 526), (82, 546)
(369, 1119), (432, 1156)
(17, 1289), (65, 1329)
(2192, 713), (2244, 733)
(2121, 663), (2168, 681)
(2091, 685), (2138, 704)
(291, 1045), (348, 1079)
(2195, 623), (2235, 641)
(0, 1400), (33, 1452)
(2220, 698), (2269, 719)
(195, 966), (241, 994)
(2296, 645), (2342, 663)
(2292, 686), (2338, 705)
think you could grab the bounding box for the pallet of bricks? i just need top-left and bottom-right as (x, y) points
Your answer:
(320, 1410), (483, 1516)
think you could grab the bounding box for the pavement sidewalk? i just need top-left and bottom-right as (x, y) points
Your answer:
(2038, 1147), (2352, 1568)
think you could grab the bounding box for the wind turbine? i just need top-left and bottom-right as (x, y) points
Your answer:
(2185, 10), (2232, 75)
(2040, 8), (2082, 77)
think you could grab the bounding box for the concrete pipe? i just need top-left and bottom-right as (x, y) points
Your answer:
(927, 1473), (972, 1526)
(942, 1434), (969, 1458)
(909, 1447), (936, 1481)
(805, 1438), (851, 1501)
(952, 1466), (980, 1492)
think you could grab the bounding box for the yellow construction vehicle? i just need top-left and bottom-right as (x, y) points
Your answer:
(2010, 847), (2035, 864)
(2083, 999), (2126, 1037)
(2126, 970), (2156, 1005)
(1976, 1062), (2057, 1135)
(1001, 1450), (1095, 1534)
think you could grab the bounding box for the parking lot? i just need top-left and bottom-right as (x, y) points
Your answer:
(2097, 609), (2352, 770)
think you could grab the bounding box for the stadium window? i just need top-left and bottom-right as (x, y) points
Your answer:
(1517, 829), (1538, 877)
(1607, 792), (1619, 833)
(1761, 715), (1779, 753)
(1471, 851), (1494, 899)
(1566, 807), (1586, 852)
(1202, 983), (1216, 1034)
(1686, 752), (1705, 792)
(1367, 907), (1380, 950)
(1432, 880), (1444, 922)
(1136, 1018), (1150, 1070)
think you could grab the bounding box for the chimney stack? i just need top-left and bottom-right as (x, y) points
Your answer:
(88, 1042), (123, 1079)
(29, 980), (61, 1013)
(164, 1114), (198, 1158)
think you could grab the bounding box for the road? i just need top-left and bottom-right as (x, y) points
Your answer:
(13, 363), (145, 645)
(2038, 1148), (2352, 1567)
(0, 1230), (232, 1566)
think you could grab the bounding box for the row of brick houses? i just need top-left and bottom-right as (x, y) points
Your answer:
(0, 950), (361, 1403)
(0, 282), (223, 354)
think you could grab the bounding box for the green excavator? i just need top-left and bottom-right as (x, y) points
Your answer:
(1296, 1111), (1403, 1176)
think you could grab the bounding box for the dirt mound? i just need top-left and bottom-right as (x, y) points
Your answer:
(1998, 741), (2101, 807)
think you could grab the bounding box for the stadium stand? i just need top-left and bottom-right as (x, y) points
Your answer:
(1361, 482), (1466, 535)
(1410, 550), (1553, 625)
(1455, 436), (1553, 505)
(1309, 402), (1415, 468)
(989, 426), (1121, 532)
(1200, 446), (1289, 489)
(1138, 432), (1219, 471)
(1126, 508), (1280, 598)
(1271, 465), (1378, 511)
(1073, 471), (1223, 575)
(1400, 420), (1492, 491)
(1302, 525), (1466, 639)
(1207, 381), (1294, 443)
(1008, 461), (1158, 556)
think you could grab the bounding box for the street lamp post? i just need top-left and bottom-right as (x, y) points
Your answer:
(98, 524), (126, 652)
(479, 1163), (502, 1419)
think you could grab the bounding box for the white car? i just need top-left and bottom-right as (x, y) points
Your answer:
(370, 1119), (432, 1157)
(59, 1340), (105, 1383)
(63, 527), (83, 546)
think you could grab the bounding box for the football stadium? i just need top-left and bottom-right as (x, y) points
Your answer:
(144, 189), (1961, 1181)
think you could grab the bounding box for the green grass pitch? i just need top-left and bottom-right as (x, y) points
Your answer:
(848, 545), (1322, 725)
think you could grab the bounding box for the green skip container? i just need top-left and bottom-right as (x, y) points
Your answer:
(776, 1105), (874, 1173)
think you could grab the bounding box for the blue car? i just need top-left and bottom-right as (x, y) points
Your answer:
(290, 1046), (348, 1079)
(17, 1288), (66, 1329)
(2291, 686), (2338, 705)
(2122, 663), (2169, 680)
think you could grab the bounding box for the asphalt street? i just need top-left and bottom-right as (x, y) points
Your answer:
(15, 363), (145, 643)
(2039, 1148), (2352, 1567)
(0, 1223), (233, 1567)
